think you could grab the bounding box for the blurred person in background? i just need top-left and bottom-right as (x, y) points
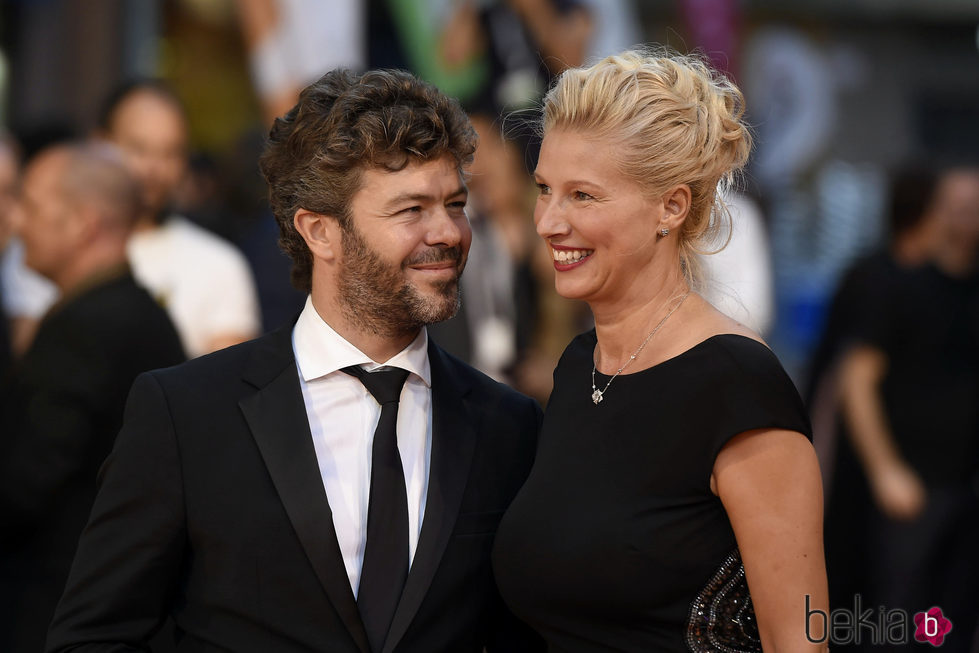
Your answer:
(427, 114), (537, 381)
(0, 142), (184, 653)
(236, 0), (366, 125)
(0, 136), (17, 251)
(490, 0), (593, 77)
(701, 191), (775, 336)
(837, 166), (979, 651)
(0, 134), (19, 372)
(371, 0), (592, 116)
(233, 0), (357, 333)
(811, 169), (942, 630)
(97, 79), (261, 358)
(430, 109), (593, 399)
(810, 169), (943, 407)
(576, 0), (641, 61)
(0, 133), (59, 361)
(462, 114), (594, 403)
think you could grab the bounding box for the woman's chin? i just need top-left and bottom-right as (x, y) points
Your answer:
(554, 281), (594, 303)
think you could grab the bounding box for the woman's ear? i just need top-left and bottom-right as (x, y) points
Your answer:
(659, 184), (692, 232)
(293, 208), (341, 262)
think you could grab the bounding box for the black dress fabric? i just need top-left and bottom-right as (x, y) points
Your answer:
(492, 331), (812, 652)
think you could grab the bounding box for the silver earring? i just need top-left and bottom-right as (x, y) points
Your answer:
(660, 227), (669, 237)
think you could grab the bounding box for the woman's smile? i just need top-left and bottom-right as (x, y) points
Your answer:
(550, 244), (595, 270)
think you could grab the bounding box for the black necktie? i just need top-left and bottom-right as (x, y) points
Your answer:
(342, 365), (411, 653)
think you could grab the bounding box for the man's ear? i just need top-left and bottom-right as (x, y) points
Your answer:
(70, 204), (101, 244)
(294, 208), (341, 262)
(659, 184), (691, 232)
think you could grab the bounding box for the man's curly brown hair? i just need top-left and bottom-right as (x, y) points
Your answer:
(259, 69), (478, 292)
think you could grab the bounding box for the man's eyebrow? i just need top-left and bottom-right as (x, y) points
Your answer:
(384, 186), (468, 207)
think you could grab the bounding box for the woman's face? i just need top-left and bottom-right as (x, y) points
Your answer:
(534, 129), (667, 304)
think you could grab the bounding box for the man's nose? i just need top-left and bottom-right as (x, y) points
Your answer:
(425, 207), (468, 247)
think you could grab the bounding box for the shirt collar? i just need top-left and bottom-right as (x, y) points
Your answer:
(292, 295), (431, 387)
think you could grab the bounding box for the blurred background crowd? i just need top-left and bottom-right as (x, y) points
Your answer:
(0, 0), (977, 651)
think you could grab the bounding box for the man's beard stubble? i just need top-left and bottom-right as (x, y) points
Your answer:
(336, 223), (464, 338)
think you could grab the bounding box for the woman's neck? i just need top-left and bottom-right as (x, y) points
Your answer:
(591, 270), (689, 373)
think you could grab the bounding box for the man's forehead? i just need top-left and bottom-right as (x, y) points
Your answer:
(361, 156), (466, 194)
(370, 152), (461, 174)
(113, 90), (184, 126)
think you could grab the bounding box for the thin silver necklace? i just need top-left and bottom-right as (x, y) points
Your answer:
(590, 290), (691, 405)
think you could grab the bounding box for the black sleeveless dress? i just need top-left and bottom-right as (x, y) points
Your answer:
(492, 331), (812, 652)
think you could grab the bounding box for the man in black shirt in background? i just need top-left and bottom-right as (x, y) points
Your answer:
(0, 143), (184, 653)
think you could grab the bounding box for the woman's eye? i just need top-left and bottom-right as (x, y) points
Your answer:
(536, 183), (551, 195)
(573, 190), (593, 201)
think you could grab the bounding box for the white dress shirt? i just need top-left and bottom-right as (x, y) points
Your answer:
(292, 296), (432, 597)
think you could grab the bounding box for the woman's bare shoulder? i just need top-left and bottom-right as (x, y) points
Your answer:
(684, 293), (766, 346)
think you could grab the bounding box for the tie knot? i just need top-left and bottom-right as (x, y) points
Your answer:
(342, 365), (410, 405)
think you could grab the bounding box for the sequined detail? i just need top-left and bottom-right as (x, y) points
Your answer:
(685, 549), (761, 653)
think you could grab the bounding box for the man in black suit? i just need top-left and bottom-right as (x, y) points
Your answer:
(47, 69), (542, 653)
(0, 143), (185, 652)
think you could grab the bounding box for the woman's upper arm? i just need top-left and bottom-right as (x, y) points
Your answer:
(714, 428), (829, 652)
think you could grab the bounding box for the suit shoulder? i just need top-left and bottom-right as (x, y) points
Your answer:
(150, 327), (290, 390)
(434, 346), (536, 411)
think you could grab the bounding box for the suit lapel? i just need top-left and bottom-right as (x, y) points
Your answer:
(383, 343), (478, 653)
(238, 325), (371, 653)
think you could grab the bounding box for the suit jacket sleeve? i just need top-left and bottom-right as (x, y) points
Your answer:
(46, 372), (186, 653)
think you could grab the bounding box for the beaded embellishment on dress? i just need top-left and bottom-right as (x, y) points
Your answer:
(685, 549), (761, 653)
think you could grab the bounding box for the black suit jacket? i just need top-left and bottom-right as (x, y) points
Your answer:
(46, 322), (543, 653)
(0, 268), (185, 653)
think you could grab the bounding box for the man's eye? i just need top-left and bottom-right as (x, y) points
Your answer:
(573, 190), (593, 201)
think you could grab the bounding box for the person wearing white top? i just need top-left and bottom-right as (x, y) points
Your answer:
(701, 191), (775, 336)
(98, 79), (260, 358)
(0, 137), (59, 357)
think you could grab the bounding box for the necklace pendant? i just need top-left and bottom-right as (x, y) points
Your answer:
(591, 389), (604, 404)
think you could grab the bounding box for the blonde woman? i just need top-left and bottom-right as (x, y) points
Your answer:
(492, 50), (829, 652)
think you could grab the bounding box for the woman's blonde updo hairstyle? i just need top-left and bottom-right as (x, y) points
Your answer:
(541, 48), (752, 284)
